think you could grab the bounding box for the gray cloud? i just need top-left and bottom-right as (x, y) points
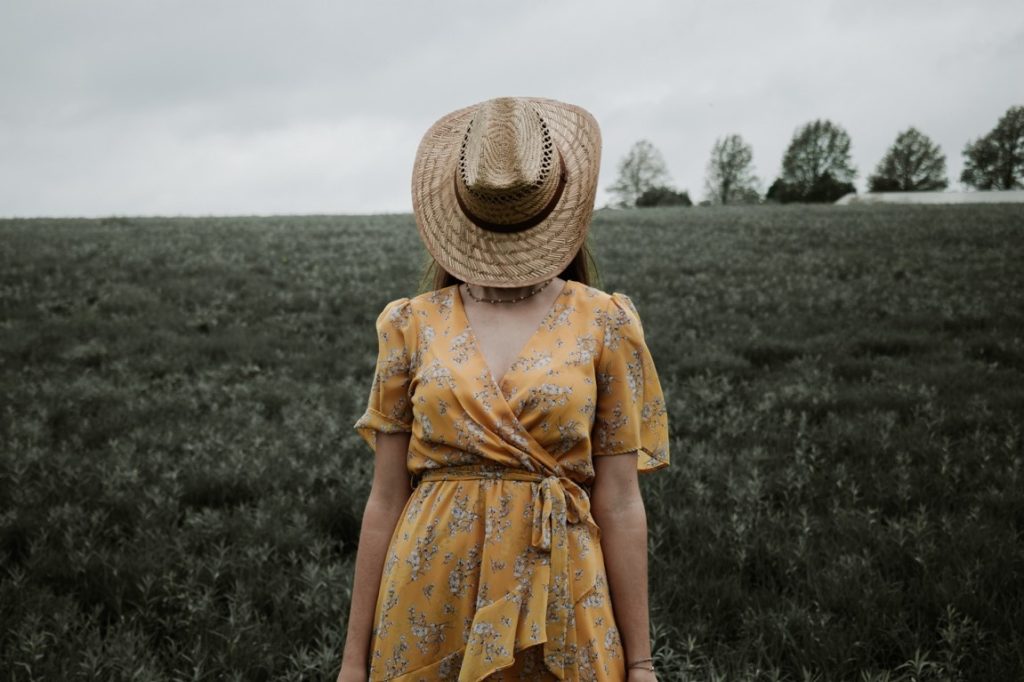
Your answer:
(1, 0), (1022, 216)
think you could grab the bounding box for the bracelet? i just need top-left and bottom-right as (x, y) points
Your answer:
(627, 656), (655, 671)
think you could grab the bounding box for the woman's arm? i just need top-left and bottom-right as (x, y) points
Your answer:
(591, 452), (658, 681)
(337, 432), (414, 682)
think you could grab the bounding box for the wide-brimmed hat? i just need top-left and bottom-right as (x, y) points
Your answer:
(411, 96), (602, 288)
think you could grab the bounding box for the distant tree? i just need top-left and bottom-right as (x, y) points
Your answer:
(704, 134), (760, 204)
(605, 139), (671, 207)
(636, 185), (692, 207)
(961, 105), (1024, 190)
(764, 178), (786, 203)
(868, 127), (948, 191)
(726, 186), (762, 205)
(769, 119), (857, 203)
(766, 172), (855, 203)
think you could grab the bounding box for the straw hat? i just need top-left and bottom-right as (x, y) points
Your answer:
(411, 96), (602, 288)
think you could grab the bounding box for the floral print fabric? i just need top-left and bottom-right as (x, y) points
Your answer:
(353, 280), (670, 681)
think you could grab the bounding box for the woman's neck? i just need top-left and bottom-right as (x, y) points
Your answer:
(465, 278), (557, 302)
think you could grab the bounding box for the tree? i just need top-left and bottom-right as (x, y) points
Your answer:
(636, 185), (692, 207)
(768, 119), (857, 203)
(868, 127), (948, 191)
(961, 105), (1024, 190)
(704, 134), (760, 204)
(766, 172), (855, 203)
(605, 139), (671, 208)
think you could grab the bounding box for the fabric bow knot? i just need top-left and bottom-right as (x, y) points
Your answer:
(529, 473), (602, 679)
(530, 474), (598, 550)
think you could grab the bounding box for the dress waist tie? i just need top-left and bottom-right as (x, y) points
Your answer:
(417, 463), (602, 680)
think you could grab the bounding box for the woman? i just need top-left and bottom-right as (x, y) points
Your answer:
(337, 96), (670, 681)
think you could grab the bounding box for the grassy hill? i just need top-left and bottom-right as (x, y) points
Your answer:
(1, 204), (1022, 680)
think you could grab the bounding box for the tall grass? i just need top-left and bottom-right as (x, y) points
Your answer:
(1, 204), (1022, 680)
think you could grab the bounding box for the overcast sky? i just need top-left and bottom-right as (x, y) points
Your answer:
(1, 0), (1022, 217)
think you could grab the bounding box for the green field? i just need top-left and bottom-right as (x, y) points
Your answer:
(1, 204), (1022, 680)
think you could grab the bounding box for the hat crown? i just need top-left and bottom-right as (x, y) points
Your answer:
(456, 97), (565, 229)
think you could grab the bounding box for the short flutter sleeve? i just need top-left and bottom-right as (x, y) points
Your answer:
(353, 297), (414, 453)
(591, 292), (670, 473)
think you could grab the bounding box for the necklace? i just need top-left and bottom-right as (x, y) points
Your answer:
(462, 278), (555, 304)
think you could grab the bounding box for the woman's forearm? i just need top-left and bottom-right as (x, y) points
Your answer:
(338, 493), (408, 674)
(594, 497), (652, 664)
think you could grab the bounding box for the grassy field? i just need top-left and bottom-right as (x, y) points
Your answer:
(1, 203), (1022, 680)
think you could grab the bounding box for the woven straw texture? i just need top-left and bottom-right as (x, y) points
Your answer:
(412, 96), (602, 288)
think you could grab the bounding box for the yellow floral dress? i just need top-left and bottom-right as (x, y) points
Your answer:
(353, 279), (670, 681)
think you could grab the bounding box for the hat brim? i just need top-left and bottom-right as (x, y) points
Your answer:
(411, 97), (602, 288)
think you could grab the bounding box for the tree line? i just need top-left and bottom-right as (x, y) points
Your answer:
(605, 104), (1024, 207)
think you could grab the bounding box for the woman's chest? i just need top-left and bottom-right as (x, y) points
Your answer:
(407, 304), (604, 446)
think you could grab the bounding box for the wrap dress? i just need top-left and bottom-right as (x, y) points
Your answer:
(353, 279), (670, 681)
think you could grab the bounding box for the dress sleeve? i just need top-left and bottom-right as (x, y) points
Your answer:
(353, 297), (415, 453)
(591, 292), (670, 473)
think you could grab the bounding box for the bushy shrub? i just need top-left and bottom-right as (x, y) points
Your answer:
(636, 185), (693, 207)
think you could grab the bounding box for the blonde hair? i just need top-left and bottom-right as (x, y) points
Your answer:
(416, 238), (602, 295)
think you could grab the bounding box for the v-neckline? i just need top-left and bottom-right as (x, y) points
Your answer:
(455, 279), (571, 391)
